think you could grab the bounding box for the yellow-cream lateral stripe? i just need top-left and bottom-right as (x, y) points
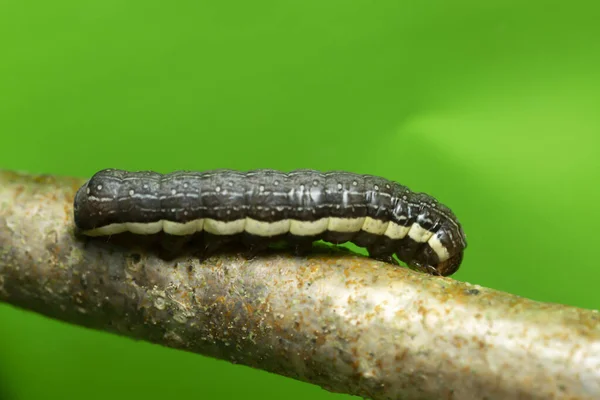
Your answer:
(82, 217), (449, 261)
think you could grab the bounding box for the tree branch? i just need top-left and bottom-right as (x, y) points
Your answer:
(0, 170), (599, 400)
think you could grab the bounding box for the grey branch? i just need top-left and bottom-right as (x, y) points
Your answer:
(0, 170), (599, 400)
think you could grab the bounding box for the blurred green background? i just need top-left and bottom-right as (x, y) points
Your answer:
(0, 0), (598, 399)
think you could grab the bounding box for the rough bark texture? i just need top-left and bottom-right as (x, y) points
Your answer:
(0, 170), (599, 400)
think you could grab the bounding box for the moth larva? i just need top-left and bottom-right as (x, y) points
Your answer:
(74, 169), (467, 276)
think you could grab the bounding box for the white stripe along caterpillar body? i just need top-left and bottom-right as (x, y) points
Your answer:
(73, 169), (467, 276)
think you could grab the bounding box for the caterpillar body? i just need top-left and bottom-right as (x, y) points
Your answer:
(73, 169), (467, 276)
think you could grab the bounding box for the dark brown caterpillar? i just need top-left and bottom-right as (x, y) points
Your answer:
(73, 169), (467, 276)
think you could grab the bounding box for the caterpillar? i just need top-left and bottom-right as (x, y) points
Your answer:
(73, 169), (467, 276)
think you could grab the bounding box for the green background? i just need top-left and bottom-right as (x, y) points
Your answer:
(1, 1), (598, 399)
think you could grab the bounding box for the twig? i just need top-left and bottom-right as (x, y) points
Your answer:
(0, 170), (599, 400)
